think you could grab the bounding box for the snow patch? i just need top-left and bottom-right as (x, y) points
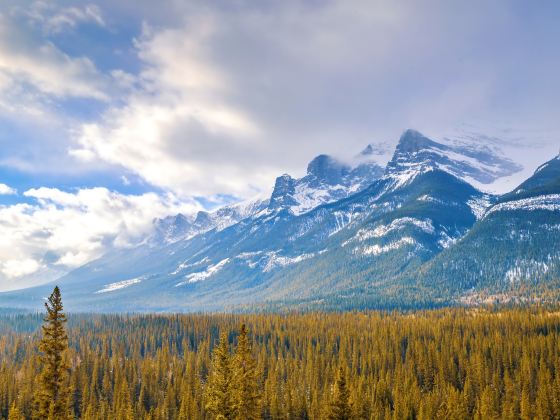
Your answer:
(263, 251), (315, 272)
(175, 258), (230, 285)
(486, 194), (560, 216)
(504, 259), (552, 283)
(383, 168), (431, 192)
(438, 231), (457, 249)
(357, 237), (416, 256)
(95, 277), (143, 294)
(170, 257), (210, 275)
(344, 218), (434, 246)
(467, 195), (493, 220)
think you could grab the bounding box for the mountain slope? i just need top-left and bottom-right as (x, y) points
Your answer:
(1, 129), (546, 312)
(385, 129), (522, 191)
(417, 155), (560, 300)
(152, 196), (269, 244)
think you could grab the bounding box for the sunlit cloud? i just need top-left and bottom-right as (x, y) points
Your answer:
(0, 183), (16, 195)
(0, 186), (203, 290)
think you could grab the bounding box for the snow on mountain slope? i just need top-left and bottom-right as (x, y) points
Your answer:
(384, 129), (522, 193)
(153, 195), (269, 244)
(95, 277), (144, 294)
(175, 258), (230, 285)
(486, 194), (560, 215)
(434, 126), (560, 194)
(268, 147), (385, 215)
(3, 129), (552, 312)
(152, 143), (388, 244)
(417, 151), (560, 295)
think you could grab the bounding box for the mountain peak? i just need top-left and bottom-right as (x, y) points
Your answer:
(267, 148), (384, 215)
(269, 174), (297, 209)
(396, 129), (437, 153)
(306, 154), (350, 185)
(360, 144), (376, 156)
(152, 213), (195, 243)
(386, 130), (523, 192)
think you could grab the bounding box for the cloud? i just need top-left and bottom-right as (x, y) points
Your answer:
(0, 14), (109, 101)
(0, 187), (202, 290)
(9, 1), (106, 35)
(71, 18), (274, 197)
(1, 259), (39, 279)
(69, 1), (560, 198)
(34, 3), (105, 34)
(0, 183), (16, 195)
(0, 3), (123, 180)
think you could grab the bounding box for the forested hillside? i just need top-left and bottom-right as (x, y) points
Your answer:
(2, 308), (560, 419)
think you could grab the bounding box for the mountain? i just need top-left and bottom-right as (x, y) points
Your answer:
(152, 197), (269, 244)
(152, 146), (386, 244)
(385, 129), (522, 192)
(417, 154), (560, 302)
(3, 129), (556, 312)
(499, 154), (560, 202)
(267, 148), (385, 214)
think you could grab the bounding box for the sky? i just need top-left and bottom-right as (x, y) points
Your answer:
(0, 0), (559, 290)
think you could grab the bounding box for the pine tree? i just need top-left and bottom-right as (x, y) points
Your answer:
(35, 286), (72, 420)
(520, 387), (532, 420)
(232, 324), (261, 420)
(205, 332), (235, 419)
(327, 366), (353, 420)
(8, 401), (25, 420)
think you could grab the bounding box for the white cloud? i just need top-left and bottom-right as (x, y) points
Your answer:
(43, 4), (105, 34)
(0, 187), (202, 290)
(0, 183), (16, 195)
(0, 4), (119, 179)
(68, 1), (560, 198)
(71, 19), (272, 197)
(14, 1), (105, 34)
(0, 10), (109, 102)
(1, 258), (39, 279)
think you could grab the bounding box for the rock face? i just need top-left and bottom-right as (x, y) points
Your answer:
(269, 174), (298, 210)
(386, 129), (522, 186)
(268, 152), (384, 215)
(3, 129), (558, 313)
(306, 154), (350, 185)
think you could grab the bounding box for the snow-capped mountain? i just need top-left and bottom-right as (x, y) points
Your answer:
(153, 145), (386, 243)
(1, 129), (557, 312)
(152, 196), (269, 244)
(384, 129), (522, 192)
(418, 154), (560, 297)
(268, 147), (385, 215)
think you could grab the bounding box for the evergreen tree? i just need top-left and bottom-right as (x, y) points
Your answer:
(35, 286), (72, 420)
(205, 332), (235, 419)
(8, 401), (24, 420)
(327, 366), (352, 420)
(232, 324), (261, 420)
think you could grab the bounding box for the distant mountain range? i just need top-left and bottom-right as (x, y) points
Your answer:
(1, 129), (559, 312)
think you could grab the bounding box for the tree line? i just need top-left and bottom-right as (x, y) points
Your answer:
(2, 287), (560, 418)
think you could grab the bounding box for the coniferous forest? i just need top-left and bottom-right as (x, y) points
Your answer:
(2, 290), (560, 419)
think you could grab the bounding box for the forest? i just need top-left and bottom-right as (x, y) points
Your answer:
(1, 291), (560, 419)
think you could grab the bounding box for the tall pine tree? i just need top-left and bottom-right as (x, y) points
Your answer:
(327, 366), (353, 420)
(232, 324), (261, 420)
(8, 401), (25, 420)
(35, 286), (72, 420)
(205, 332), (235, 419)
